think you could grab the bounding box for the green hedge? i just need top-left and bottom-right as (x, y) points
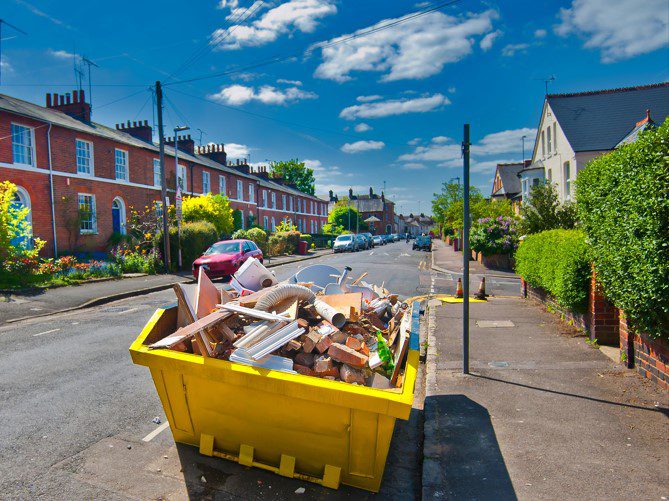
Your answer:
(300, 234), (312, 246)
(156, 221), (219, 270)
(246, 227), (268, 254)
(269, 230), (301, 256)
(515, 229), (590, 311)
(576, 118), (669, 338)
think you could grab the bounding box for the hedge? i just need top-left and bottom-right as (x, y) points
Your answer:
(576, 118), (669, 338)
(269, 230), (301, 256)
(515, 229), (590, 311)
(300, 234), (312, 247)
(156, 221), (219, 270)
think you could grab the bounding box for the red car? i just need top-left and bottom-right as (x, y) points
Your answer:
(192, 239), (263, 279)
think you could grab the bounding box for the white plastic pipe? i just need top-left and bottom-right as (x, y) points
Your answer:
(314, 299), (346, 328)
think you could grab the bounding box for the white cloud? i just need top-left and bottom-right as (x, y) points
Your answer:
(209, 84), (317, 105)
(276, 78), (303, 86)
(402, 162), (427, 170)
(555, 0), (669, 62)
(213, 0), (337, 50)
(314, 10), (499, 82)
(534, 28), (547, 38)
(501, 43), (530, 56)
(357, 95), (383, 102)
(399, 141), (461, 162)
(431, 136), (451, 144)
(225, 1), (265, 22)
(341, 140), (385, 153)
(408, 137), (422, 146)
(340, 94), (449, 120)
(480, 29), (502, 51)
(354, 123), (372, 132)
(47, 49), (75, 59)
(0, 56), (12, 74)
(222, 142), (250, 158)
(448, 86), (457, 93)
(471, 128), (537, 156)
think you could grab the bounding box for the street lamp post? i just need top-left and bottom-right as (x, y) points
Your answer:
(521, 135), (527, 162)
(174, 125), (190, 270)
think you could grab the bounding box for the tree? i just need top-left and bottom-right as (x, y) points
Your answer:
(182, 193), (234, 236)
(327, 202), (367, 233)
(519, 182), (577, 234)
(432, 182), (484, 231)
(0, 181), (44, 263)
(269, 159), (316, 195)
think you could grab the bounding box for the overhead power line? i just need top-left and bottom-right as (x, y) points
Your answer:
(165, 0), (464, 87)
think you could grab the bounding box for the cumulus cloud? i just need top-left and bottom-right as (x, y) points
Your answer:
(480, 29), (502, 51)
(501, 43), (530, 56)
(341, 140), (385, 153)
(0, 56), (13, 74)
(224, 0), (266, 22)
(408, 137), (422, 146)
(534, 28), (547, 38)
(357, 95), (383, 102)
(471, 128), (537, 156)
(340, 94), (449, 120)
(402, 162), (427, 170)
(431, 136), (451, 144)
(354, 123), (372, 132)
(555, 0), (669, 62)
(47, 49), (76, 59)
(213, 0), (337, 50)
(221, 142), (250, 159)
(314, 10), (499, 82)
(209, 84), (317, 105)
(276, 78), (303, 85)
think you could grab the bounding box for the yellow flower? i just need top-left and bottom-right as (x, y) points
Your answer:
(135, 245), (140, 250)
(144, 232), (152, 239)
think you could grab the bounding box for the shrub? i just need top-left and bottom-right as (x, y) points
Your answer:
(182, 193), (233, 236)
(111, 246), (161, 274)
(246, 227), (268, 254)
(300, 234), (312, 247)
(231, 229), (248, 240)
(156, 221), (219, 270)
(232, 209), (243, 231)
(515, 229), (590, 311)
(576, 118), (669, 338)
(268, 230), (301, 256)
(519, 182), (577, 235)
(470, 216), (519, 255)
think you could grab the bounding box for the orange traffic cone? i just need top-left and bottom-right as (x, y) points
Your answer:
(474, 277), (488, 300)
(455, 277), (463, 298)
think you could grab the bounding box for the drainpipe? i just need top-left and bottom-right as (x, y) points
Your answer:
(46, 123), (58, 257)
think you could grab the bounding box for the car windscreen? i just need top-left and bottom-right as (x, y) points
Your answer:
(204, 242), (241, 255)
(417, 237), (431, 244)
(336, 235), (352, 241)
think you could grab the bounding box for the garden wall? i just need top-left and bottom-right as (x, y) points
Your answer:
(620, 313), (668, 390)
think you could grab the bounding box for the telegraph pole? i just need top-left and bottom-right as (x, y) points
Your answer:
(155, 81), (171, 270)
(462, 124), (471, 374)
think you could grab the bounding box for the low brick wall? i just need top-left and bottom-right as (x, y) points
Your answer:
(588, 269), (619, 345)
(520, 278), (588, 331)
(479, 253), (515, 271)
(620, 313), (668, 390)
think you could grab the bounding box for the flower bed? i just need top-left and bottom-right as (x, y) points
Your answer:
(1, 255), (122, 289)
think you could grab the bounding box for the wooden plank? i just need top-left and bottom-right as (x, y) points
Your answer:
(196, 267), (220, 319)
(220, 287), (234, 305)
(148, 310), (229, 350)
(318, 293), (362, 320)
(218, 303), (292, 322)
(173, 283), (196, 327)
(390, 336), (409, 387)
(350, 272), (368, 285)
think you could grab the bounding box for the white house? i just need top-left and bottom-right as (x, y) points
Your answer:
(529, 82), (669, 203)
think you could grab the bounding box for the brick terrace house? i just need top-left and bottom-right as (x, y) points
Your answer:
(1, 90), (328, 257)
(326, 187), (395, 235)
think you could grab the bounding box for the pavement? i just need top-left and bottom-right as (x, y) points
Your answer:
(431, 238), (520, 280)
(0, 249), (332, 324)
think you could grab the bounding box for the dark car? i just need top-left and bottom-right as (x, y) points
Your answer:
(361, 232), (374, 248)
(192, 239), (263, 279)
(413, 235), (432, 251)
(355, 234), (368, 251)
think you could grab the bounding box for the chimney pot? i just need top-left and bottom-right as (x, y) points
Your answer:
(79, 89), (85, 102)
(73, 90), (78, 103)
(65, 93), (71, 104)
(46, 93), (52, 107)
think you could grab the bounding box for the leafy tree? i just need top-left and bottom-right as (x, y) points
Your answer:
(269, 159), (316, 195)
(182, 193), (234, 236)
(0, 181), (44, 263)
(432, 182), (484, 231)
(327, 202), (368, 232)
(275, 219), (297, 232)
(519, 182), (577, 235)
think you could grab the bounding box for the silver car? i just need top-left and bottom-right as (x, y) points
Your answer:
(333, 234), (357, 252)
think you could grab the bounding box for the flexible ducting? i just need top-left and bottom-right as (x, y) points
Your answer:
(254, 284), (316, 312)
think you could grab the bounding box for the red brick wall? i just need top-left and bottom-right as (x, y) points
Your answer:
(588, 268), (619, 345)
(619, 312), (668, 390)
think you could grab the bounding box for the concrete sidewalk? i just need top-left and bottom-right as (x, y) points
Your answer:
(0, 249), (332, 324)
(432, 238), (519, 280)
(423, 296), (668, 500)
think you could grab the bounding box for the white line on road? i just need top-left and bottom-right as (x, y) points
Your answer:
(142, 421), (169, 442)
(33, 328), (61, 337)
(120, 307), (140, 315)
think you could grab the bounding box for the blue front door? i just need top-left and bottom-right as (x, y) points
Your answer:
(112, 205), (121, 233)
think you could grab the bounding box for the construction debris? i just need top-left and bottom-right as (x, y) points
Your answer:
(147, 261), (412, 389)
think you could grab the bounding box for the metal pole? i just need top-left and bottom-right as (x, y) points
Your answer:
(462, 123), (471, 375)
(155, 81), (171, 270)
(174, 134), (182, 270)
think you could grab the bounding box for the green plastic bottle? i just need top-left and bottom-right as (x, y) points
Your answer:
(376, 331), (395, 375)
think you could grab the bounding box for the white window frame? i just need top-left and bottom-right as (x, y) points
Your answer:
(177, 164), (188, 192)
(282, 194), (286, 210)
(541, 130), (546, 157)
(240, 209), (245, 229)
(271, 217), (276, 231)
(115, 148), (129, 181)
(219, 175), (227, 196)
(547, 126), (552, 155)
(263, 216), (269, 230)
(563, 161), (571, 200)
(262, 190), (268, 208)
(76, 139), (94, 176)
(78, 193), (97, 234)
(271, 192), (276, 209)
(553, 123), (557, 154)
(153, 159), (161, 187)
(237, 180), (243, 201)
(202, 171), (211, 194)
(289, 197), (294, 212)
(11, 123), (35, 167)
(249, 184), (255, 203)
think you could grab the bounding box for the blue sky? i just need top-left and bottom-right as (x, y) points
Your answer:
(2, 0), (668, 214)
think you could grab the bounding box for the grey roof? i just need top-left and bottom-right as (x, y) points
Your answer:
(351, 197), (385, 213)
(616, 117), (655, 148)
(0, 92), (323, 201)
(547, 82), (669, 152)
(492, 162), (523, 197)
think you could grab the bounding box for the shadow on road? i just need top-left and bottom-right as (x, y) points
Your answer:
(424, 394), (516, 500)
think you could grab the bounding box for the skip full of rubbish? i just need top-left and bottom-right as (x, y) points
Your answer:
(148, 258), (412, 389)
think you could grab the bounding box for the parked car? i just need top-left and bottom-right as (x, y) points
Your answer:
(413, 235), (432, 251)
(361, 232), (374, 248)
(333, 234), (357, 253)
(372, 235), (384, 246)
(192, 239), (263, 279)
(355, 234), (368, 251)
(382, 234), (392, 244)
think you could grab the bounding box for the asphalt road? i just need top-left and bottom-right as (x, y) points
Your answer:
(0, 241), (467, 500)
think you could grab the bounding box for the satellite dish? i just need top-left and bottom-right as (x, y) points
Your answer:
(290, 264), (342, 291)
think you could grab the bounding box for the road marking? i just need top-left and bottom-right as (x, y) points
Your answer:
(120, 307), (139, 315)
(33, 328), (60, 337)
(142, 421), (170, 442)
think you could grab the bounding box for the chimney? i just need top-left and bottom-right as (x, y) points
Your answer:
(165, 134), (195, 155)
(46, 89), (91, 122)
(328, 189), (334, 200)
(349, 188), (353, 199)
(197, 143), (227, 165)
(381, 191), (385, 203)
(369, 187), (373, 197)
(253, 165), (269, 180)
(116, 119), (153, 143)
